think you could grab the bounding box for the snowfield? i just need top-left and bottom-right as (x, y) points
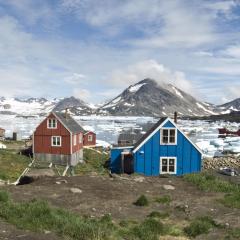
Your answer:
(0, 114), (239, 154)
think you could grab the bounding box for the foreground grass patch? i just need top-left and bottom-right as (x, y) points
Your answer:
(74, 148), (109, 175)
(0, 190), (185, 240)
(155, 195), (171, 205)
(0, 149), (30, 181)
(183, 173), (240, 193)
(184, 216), (221, 238)
(219, 192), (240, 209)
(133, 195), (149, 206)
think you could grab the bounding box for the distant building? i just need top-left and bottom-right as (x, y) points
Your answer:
(83, 131), (96, 147)
(118, 132), (143, 146)
(111, 117), (202, 176)
(0, 127), (5, 140)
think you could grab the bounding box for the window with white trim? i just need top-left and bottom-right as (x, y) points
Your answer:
(160, 128), (176, 144)
(74, 135), (77, 146)
(47, 119), (57, 129)
(88, 135), (93, 142)
(79, 134), (82, 144)
(160, 157), (176, 174)
(51, 136), (61, 147)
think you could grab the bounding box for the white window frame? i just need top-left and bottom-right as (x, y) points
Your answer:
(51, 136), (61, 147)
(160, 128), (177, 145)
(79, 134), (82, 144)
(73, 135), (77, 146)
(88, 134), (93, 142)
(160, 157), (177, 174)
(47, 118), (57, 129)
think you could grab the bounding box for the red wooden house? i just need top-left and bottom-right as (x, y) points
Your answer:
(33, 111), (85, 166)
(83, 131), (96, 147)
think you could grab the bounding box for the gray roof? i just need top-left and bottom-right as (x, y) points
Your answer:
(118, 132), (143, 143)
(133, 117), (168, 151)
(53, 112), (85, 134)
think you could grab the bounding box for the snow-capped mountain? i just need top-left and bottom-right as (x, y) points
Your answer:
(53, 96), (94, 115)
(217, 98), (240, 114)
(0, 97), (59, 116)
(97, 78), (217, 117)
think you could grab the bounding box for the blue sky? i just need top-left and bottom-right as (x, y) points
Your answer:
(0, 0), (240, 104)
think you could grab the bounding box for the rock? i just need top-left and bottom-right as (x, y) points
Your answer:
(70, 188), (82, 194)
(92, 208), (96, 212)
(56, 181), (61, 185)
(163, 184), (175, 190)
(133, 176), (145, 182)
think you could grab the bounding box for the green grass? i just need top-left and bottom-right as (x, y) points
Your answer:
(184, 173), (240, 209)
(184, 216), (221, 238)
(74, 148), (109, 175)
(155, 195), (171, 205)
(183, 173), (240, 193)
(0, 149), (30, 181)
(147, 211), (170, 219)
(220, 192), (240, 209)
(0, 190), (185, 240)
(226, 228), (240, 239)
(133, 195), (149, 207)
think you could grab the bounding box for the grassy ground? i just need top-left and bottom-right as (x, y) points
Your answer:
(184, 172), (240, 209)
(74, 148), (109, 176)
(0, 149), (30, 181)
(0, 190), (186, 240)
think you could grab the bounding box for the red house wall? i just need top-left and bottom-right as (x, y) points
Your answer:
(72, 132), (83, 153)
(83, 132), (96, 146)
(34, 113), (71, 155)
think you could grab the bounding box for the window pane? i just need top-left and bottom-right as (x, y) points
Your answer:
(57, 137), (60, 145)
(163, 129), (168, 136)
(169, 130), (175, 143)
(52, 119), (56, 128)
(169, 158), (175, 165)
(162, 159), (168, 165)
(162, 166), (168, 172)
(53, 137), (56, 145)
(169, 165), (175, 172)
(162, 136), (168, 143)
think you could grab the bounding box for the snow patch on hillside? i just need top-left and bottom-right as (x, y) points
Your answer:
(129, 83), (146, 93)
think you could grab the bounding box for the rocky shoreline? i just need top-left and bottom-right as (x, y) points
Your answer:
(203, 155), (240, 170)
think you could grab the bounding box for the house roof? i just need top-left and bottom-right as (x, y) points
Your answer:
(118, 132), (143, 142)
(53, 112), (85, 134)
(132, 117), (202, 155)
(133, 117), (167, 152)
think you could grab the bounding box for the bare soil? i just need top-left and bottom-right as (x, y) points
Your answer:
(0, 173), (240, 240)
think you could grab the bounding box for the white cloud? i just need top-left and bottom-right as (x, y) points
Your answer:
(64, 73), (86, 85)
(73, 88), (91, 102)
(204, 0), (238, 19)
(106, 59), (193, 93)
(221, 44), (240, 58)
(60, 0), (216, 48)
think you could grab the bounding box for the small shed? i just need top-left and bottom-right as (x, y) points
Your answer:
(111, 117), (202, 176)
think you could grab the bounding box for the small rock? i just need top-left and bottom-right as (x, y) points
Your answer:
(70, 188), (82, 194)
(163, 184), (175, 190)
(44, 230), (51, 234)
(56, 181), (61, 185)
(92, 208), (96, 212)
(134, 176), (145, 183)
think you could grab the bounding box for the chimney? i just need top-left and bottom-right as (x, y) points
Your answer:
(65, 108), (69, 119)
(174, 111), (177, 124)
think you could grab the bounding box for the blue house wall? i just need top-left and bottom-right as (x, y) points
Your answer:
(110, 119), (202, 176)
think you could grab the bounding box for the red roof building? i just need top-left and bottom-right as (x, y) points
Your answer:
(33, 112), (85, 166)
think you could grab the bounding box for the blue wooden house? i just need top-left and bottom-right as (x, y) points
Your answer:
(111, 117), (202, 176)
